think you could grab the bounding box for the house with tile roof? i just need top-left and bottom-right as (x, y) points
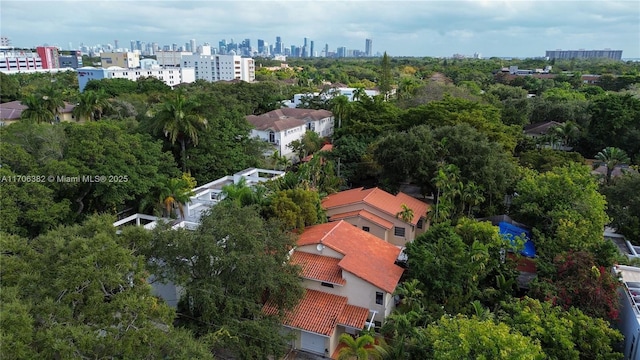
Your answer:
(0, 100), (81, 126)
(265, 220), (404, 357)
(322, 187), (430, 247)
(246, 108), (334, 159)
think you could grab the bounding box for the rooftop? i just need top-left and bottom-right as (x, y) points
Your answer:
(297, 221), (404, 293)
(264, 289), (368, 336)
(322, 187), (429, 226)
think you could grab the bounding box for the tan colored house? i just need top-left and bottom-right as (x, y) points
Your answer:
(0, 100), (80, 126)
(322, 187), (430, 247)
(265, 220), (404, 357)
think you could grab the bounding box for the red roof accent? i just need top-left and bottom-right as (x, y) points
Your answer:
(264, 289), (367, 336)
(337, 304), (369, 329)
(297, 221), (404, 293)
(322, 187), (429, 226)
(329, 209), (394, 229)
(320, 144), (333, 152)
(290, 251), (346, 285)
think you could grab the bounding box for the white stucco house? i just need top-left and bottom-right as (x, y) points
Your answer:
(246, 108), (334, 158)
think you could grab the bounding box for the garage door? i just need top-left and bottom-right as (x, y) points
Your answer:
(300, 331), (325, 354)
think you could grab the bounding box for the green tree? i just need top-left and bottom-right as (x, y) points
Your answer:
(145, 202), (304, 359)
(329, 94), (351, 128)
(396, 203), (415, 223)
(378, 52), (392, 99)
(267, 188), (324, 231)
(337, 334), (387, 360)
(511, 164), (609, 261)
(73, 89), (111, 121)
(149, 90), (208, 172)
(425, 315), (545, 360)
(499, 296), (623, 360)
(0, 216), (213, 359)
(159, 176), (194, 219)
(0, 72), (20, 102)
(595, 147), (630, 184)
(20, 94), (54, 124)
(602, 173), (640, 242)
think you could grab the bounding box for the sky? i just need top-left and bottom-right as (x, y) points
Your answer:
(1, 0), (639, 58)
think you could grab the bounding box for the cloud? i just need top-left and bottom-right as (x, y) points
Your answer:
(1, 0), (638, 57)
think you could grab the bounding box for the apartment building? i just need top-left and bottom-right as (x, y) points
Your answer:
(182, 45), (254, 82)
(76, 66), (195, 91)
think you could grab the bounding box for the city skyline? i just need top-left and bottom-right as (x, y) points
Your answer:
(1, 1), (639, 58)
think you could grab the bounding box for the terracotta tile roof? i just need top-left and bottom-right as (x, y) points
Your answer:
(265, 289), (367, 336)
(322, 187), (429, 226)
(297, 221), (404, 293)
(246, 115), (306, 132)
(329, 209), (393, 229)
(319, 144), (333, 152)
(290, 251), (346, 285)
(337, 304), (369, 329)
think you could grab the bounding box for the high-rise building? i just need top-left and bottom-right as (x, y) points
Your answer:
(130, 40), (136, 52)
(114, 40), (119, 50)
(275, 36), (282, 55)
(257, 39), (265, 54)
(545, 49), (622, 60)
(302, 37), (308, 57)
(365, 39), (373, 57)
(36, 46), (60, 69)
(324, 43), (329, 57)
(190, 39), (197, 54)
(337, 47), (347, 58)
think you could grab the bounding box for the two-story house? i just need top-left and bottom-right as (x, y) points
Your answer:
(246, 108), (334, 158)
(321, 187), (430, 247)
(265, 220), (404, 357)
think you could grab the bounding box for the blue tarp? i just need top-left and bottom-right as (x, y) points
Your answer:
(498, 221), (536, 258)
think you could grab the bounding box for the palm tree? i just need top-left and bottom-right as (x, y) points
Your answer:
(395, 203), (415, 223)
(330, 94), (350, 128)
(21, 94), (54, 124)
(73, 90), (111, 121)
(337, 333), (386, 360)
(394, 279), (424, 313)
(150, 90), (207, 172)
(39, 86), (65, 121)
(158, 177), (194, 219)
(550, 121), (580, 150)
(352, 87), (368, 102)
(595, 147), (630, 183)
(461, 182), (485, 217)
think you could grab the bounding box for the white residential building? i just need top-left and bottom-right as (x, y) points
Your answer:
(246, 108), (334, 158)
(155, 50), (192, 67)
(76, 66), (195, 91)
(182, 52), (255, 82)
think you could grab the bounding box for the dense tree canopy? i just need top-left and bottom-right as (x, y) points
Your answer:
(0, 216), (212, 359)
(144, 202), (304, 359)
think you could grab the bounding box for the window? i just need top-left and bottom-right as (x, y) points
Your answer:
(321, 282), (334, 288)
(394, 227), (406, 237)
(417, 218), (424, 229)
(362, 226), (370, 232)
(269, 131), (275, 143)
(375, 292), (383, 305)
